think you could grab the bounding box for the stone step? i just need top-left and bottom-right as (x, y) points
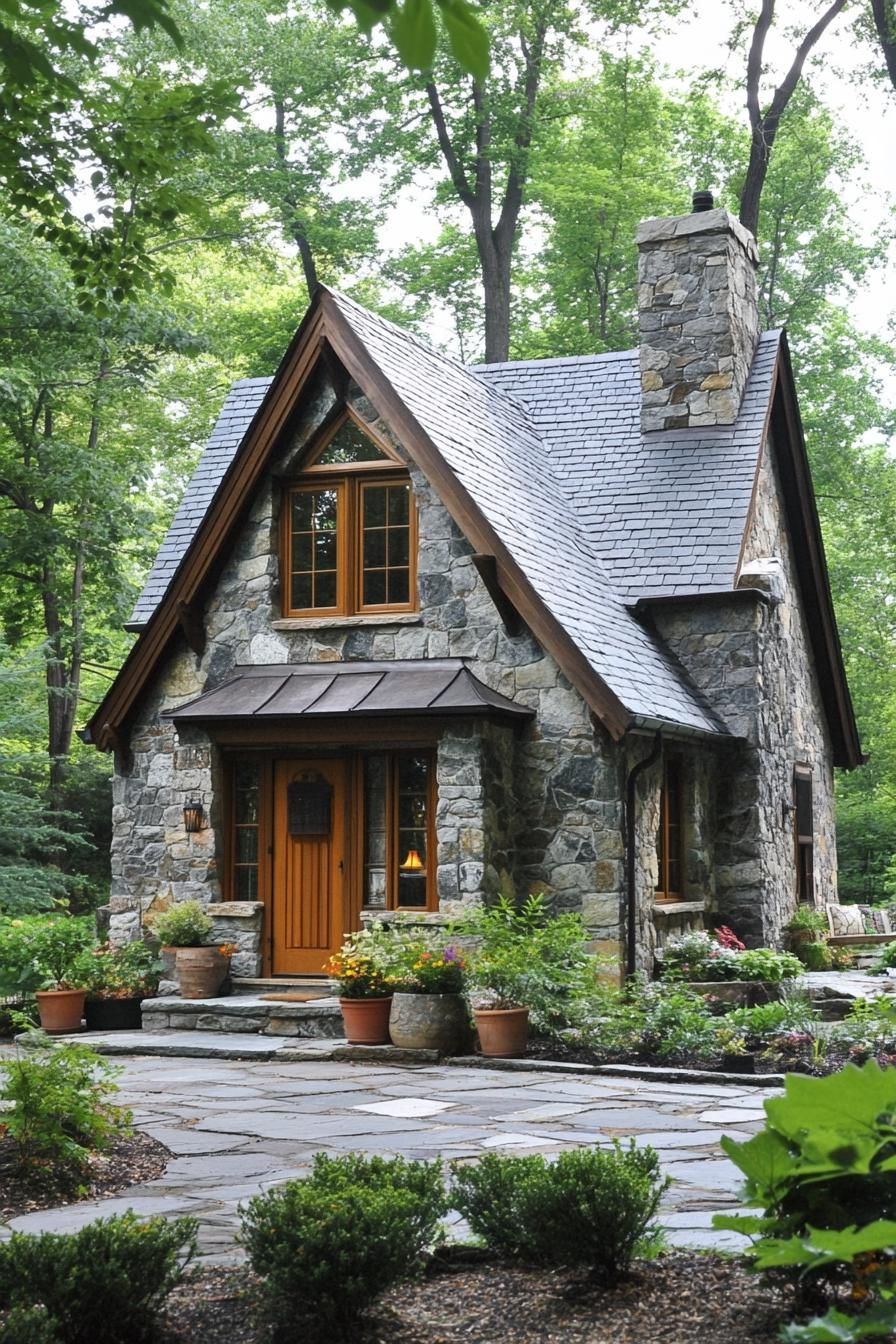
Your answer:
(141, 993), (342, 1039)
(232, 976), (330, 996)
(58, 1030), (437, 1064)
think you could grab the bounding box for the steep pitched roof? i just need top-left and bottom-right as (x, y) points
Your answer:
(88, 286), (856, 760)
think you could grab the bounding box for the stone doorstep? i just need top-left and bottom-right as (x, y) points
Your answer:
(141, 994), (343, 1039)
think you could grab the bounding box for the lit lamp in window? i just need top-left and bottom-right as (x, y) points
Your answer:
(400, 848), (425, 874)
(183, 798), (205, 834)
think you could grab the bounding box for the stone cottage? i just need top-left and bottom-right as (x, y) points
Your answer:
(84, 195), (862, 981)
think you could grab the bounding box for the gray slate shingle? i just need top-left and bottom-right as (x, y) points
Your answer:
(129, 293), (779, 737)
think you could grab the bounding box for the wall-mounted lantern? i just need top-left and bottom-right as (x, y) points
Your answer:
(183, 798), (205, 834)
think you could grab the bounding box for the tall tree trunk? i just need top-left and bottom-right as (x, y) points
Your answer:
(739, 0), (848, 238)
(274, 95), (319, 297)
(871, 0), (896, 89)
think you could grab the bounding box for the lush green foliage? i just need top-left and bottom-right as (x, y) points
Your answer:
(74, 941), (161, 1000)
(458, 894), (594, 1025)
(0, 1034), (129, 1180)
(148, 900), (212, 947)
(873, 942), (896, 973)
(715, 1063), (896, 1279)
(798, 942), (835, 972)
(0, 916), (95, 996)
(0, 1212), (197, 1344)
(452, 1142), (668, 1281)
(240, 1153), (447, 1340)
(663, 930), (802, 984)
(785, 908), (831, 935)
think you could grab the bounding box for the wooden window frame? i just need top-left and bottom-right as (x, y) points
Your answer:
(281, 412), (418, 619)
(655, 759), (684, 902)
(360, 750), (437, 915)
(794, 765), (814, 904)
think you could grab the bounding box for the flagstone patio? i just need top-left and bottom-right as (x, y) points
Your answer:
(0, 1054), (776, 1265)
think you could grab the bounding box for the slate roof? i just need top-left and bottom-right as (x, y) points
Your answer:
(128, 291), (784, 738)
(164, 660), (535, 724)
(474, 332), (779, 602)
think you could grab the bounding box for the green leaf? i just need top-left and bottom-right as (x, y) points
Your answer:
(437, 0), (489, 80)
(720, 1128), (795, 1197)
(389, 0), (437, 71)
(766, 1064), (896, 1143)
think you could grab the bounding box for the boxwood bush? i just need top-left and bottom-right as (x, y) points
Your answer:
(451, 1141), (669, 1283)
(0, 1213), (197, 1344)
(240, 1152), (447, 1340)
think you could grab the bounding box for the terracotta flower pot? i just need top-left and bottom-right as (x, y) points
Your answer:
(35, 989), (85, 1034)
(474, 1006), (529, 1058)
(339, 996), (393, 1045)
(175, 947), (229, 1000)
(389, 992), (468, 1054)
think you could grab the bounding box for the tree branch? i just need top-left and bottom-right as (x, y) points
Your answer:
(425, 81), (475, 208)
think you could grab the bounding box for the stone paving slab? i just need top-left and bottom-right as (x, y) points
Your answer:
(0, 1054), (781, 1262)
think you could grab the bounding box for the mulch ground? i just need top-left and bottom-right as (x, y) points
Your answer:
(0, 1130), (170, 1224)
(159, 1253), (794, 1344)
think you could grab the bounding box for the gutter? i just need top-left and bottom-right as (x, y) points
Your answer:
(624, 731), (662, 979)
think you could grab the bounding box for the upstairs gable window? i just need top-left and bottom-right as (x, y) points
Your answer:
(282, 411), (417, 618)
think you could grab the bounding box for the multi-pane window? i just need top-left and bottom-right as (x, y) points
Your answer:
(282, 412), (416, 618)
(232, 763), (261, 901)
(655, 760), (684, 901)
(794, 767), (814, 904)
(363, 753), (434, 911)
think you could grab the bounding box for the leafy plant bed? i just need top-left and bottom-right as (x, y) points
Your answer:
(0, 1130), (170, 1223)
(152, 1253), (791, 1344)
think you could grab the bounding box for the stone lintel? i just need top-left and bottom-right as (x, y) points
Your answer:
(207, 902), (264, 919)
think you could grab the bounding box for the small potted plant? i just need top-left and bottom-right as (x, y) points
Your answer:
(28, 917), (95, 1034)
(325, 940), (396, 1045)
(466, 941), (532, 1057)
(78, 941), (162, 1030)
(783, 905), (829, 951)
(148, 901), (231, 999)
(388, 944), (469, 1054)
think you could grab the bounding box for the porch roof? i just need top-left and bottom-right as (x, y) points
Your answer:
(163, 659), (534, 725)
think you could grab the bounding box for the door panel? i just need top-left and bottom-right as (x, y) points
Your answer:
(273, 759), (346, 975)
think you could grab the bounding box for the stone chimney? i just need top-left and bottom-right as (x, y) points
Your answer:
(637, 193), (759, 434)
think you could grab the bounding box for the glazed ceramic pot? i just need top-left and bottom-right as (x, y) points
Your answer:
(389, 992), (467, 1054)
(339, 996), (393, 1045)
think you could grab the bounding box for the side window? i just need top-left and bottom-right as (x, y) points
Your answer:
(655, 759), (684, 901)
(363, 752), (435, 911)
(794, 766), (814, 903)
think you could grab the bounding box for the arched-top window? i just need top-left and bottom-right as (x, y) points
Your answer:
(281, 410), (418, 618)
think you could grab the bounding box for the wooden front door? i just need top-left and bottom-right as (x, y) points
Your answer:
(272, 759), (346, 976)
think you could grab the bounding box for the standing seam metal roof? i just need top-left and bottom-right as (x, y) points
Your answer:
(129, 293), (779, 737)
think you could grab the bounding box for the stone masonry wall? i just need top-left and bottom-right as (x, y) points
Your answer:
(742, 431), (838, 931)
(637, 208), (759, 433)
(649, 431), (837, 945)
(108, 366), (626, 952)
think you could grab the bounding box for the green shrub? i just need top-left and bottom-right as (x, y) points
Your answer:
(73, 940), (161, 999)
(148, 899), (211, 947)
(1, 1303), (60, 1344)
(0, 1212), (197, 1344)
(569, 977), (722, 1066)
(872, 941), (896, 973)
(724, 992), (818, 1045)
(736, 947), (803, 982)
(451, 1142), (668, 1283)
(715, 1062), (896, 1298)
(0, 1033), (129, 1180)
(458, 893), (595, 1031)
(240, 1153), (447, 1340)
(795, 941), (833, 971)
(0, 916), (94, 997)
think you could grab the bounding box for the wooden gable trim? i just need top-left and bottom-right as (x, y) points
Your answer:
(86, 289), (633, 749)
(86, 304), (328, 750)
(742, 335), (862, 770)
